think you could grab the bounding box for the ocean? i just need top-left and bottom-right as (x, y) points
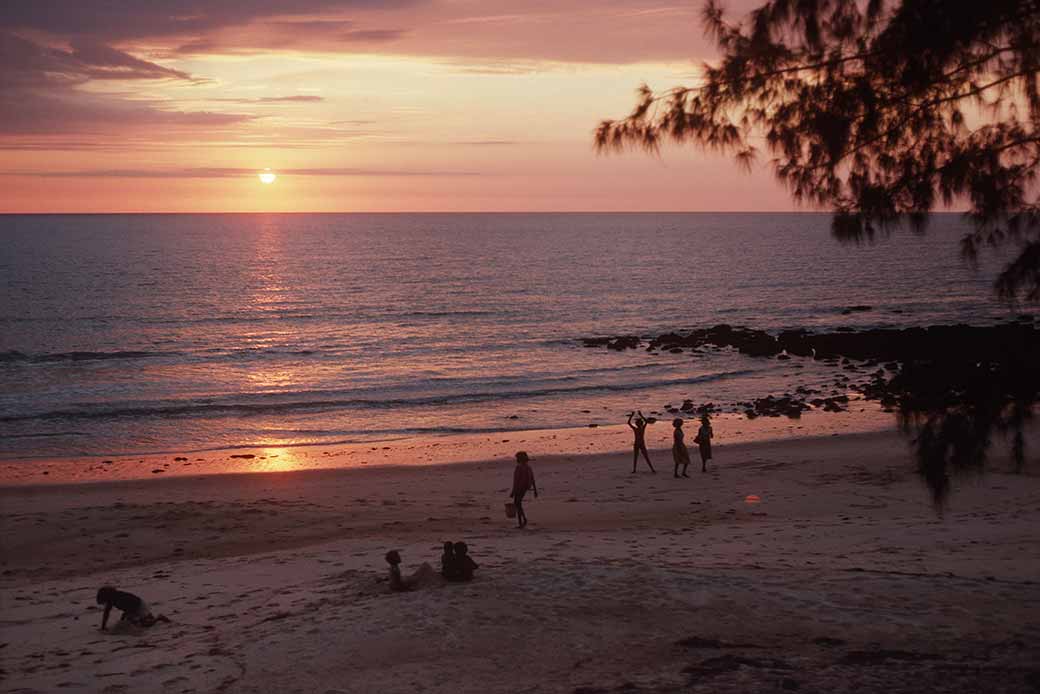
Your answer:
(0, 212), (1019, 460)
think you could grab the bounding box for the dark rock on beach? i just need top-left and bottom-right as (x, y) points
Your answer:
(584, 322), (1039, 368)
(750, 395), (810, 418)
(585, 324), (781, 358)
(583, 322), (1039, 452)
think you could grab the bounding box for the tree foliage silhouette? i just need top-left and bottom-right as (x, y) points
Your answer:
(597, 0), (1040, 301)
(596, 0), (1040, 505)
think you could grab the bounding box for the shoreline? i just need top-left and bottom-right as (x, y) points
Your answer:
(0, 404), (896, 486)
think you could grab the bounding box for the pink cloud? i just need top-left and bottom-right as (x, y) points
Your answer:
(0, 89), (254, 135)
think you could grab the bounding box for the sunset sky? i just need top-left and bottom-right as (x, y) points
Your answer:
(0, 0), (794, 212)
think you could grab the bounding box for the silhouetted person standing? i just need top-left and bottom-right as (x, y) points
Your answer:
(510, 451), (537, 528)
(695, 414), (713, 472)
(628, 410), (655, 473)
(672, 418), (691, 478)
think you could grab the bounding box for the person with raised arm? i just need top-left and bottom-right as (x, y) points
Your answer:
(627, 410), (655, 473)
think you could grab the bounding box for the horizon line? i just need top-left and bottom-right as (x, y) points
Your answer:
(0, 210), (971, 216)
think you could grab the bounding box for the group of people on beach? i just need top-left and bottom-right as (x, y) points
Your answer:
(385, 541), (479, 592)
(93, 411), (710, 621)
(628, 410), (713, 477)
(506, 414), (713, 529)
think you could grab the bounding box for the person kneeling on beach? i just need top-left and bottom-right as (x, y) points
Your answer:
(446, 542), (478, 582)
(510, 451), (538, 529)
(386, 550), (438, 592)
(97, 586), (168, 630)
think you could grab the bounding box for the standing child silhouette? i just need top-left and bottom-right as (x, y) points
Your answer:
(672, 418), (691, 478)
(695, 414), (714, 473)
(510, 451), (538, 528)
(627, 410), (655, 473)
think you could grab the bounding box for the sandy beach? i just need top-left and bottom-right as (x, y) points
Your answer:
(3, 427), (1038, 693)
(5, 0), (1038, 690)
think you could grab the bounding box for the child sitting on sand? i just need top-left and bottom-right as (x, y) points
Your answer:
(385, 550), (438, 592)
(448, 542), (478, 582)
(96, 586), (168, 630)
(440, 541), (456, 579)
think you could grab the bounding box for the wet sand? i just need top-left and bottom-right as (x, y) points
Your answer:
(2, 429), (1039, 693)
(0, 405), (895, 485)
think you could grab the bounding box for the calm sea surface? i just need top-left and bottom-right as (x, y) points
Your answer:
(0, 213), (1019, 460)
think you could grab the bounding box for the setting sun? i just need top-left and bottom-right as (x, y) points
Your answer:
(258, 170), (276, 185)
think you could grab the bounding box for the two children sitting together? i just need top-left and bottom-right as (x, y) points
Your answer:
(385, 541), (478, 592)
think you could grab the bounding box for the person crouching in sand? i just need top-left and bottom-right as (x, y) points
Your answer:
(96, 586), (168, 630)
(627, 411), (655, 473)
(385, 550), (438, 592)
(695, 414), (714, 472)
(510, 451), (538, 529)
(672, 418), (691, 478)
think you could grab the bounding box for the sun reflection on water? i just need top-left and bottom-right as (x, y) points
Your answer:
(251, 447), (301, 472)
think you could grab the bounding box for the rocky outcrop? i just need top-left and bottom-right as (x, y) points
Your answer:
(581, 321), (1039, 419)
(583, 322), (1039, 368)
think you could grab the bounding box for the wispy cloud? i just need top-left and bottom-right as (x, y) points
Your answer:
(0, 31), (245, 136)
(0, 90), (256, 135)
(453, 140), (522, 146)
(0, 1), (419, 43)
(0, 32), (194, 89)
(213, 95), (325, 104)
